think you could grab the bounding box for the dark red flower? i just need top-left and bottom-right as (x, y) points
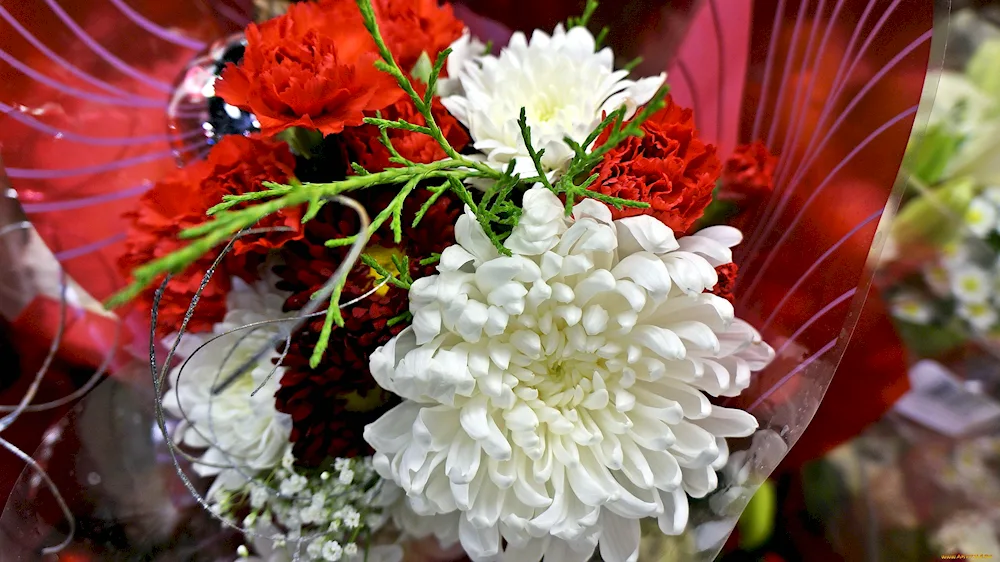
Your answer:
(320, 0), (465, 72)
(721, 140), (777, 199)
(118, 161), (231, 334)
(119, 135), (302, 334)
(202, 135), (303, 277)
(343, 91), (469, 172)
(215, 2), (402, 137)
(717, 140), (777, 235)
(711, 263), (738, 304)
(274, 188), (462, 465)
(591, 95), (722, 234)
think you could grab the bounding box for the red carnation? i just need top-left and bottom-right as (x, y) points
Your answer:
(119, 135), (302, 334)
(318, 0), (464, 71)
(274, 188), (462, 465)
(118, 161), (231, 335)
(721, 140), (777, 201)
(371, 0), (465, 71)
(711, 263), (738, 304)
(215, 2), (402, 137)
(591, 95), (721, 234)
(343, 92), (469, 172)
(202, 135), (303, 277)
(719, 141), (777, 233)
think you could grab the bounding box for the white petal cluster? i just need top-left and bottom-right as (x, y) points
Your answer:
(441, 26), (664, 180)
(365, 188), (774, 562)
(237, 456), (395, 562)
(898, 191), (1000, 334)
(164, 277), (294, 497)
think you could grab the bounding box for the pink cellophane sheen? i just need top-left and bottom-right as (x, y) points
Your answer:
(0, 0), (937, 558)
(0, 0), (247, 302)
(453, 0), (931, 468)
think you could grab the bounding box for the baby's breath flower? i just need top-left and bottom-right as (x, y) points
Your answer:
(322, 541), (344, 562)
(338, 469), (355, 485)
(279, 473), (308, 496)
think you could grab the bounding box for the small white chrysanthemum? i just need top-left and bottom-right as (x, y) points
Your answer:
(365, 188), (774, 562)
(164, 278), (294, 498)
(957, 301), (998, 332)
(442, 26), (664, 180)
(939, 239), (970, 268)
(934, 512), (1000, 558)
(923, 264), (953, 297)
(965, 196), (998, 238)
(322, 541), (344, 562)
(890, 292), (935, 324)
(949, 265), (992, 303)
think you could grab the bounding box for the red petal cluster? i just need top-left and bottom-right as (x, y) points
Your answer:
(119, 161), (229, 334)
(710, 263), (738, 304)
(203, 135), (302, 277)
(364, 0), (465, 71)
(274, 188), (462, 465)
(718, 141), (777, 234)
(591, 95), (722, 235)
(118, 135), (299, 334)
(343, 91), (469, 172)
(721, 140), (777, 201)
(216, 0), (463, 138)
(215, 2), (401, 137)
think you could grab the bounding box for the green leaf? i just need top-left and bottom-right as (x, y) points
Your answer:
(411, 51), (433, 85)
(277, 127), (324, 159)
(892, 176), (976, 249)
(967, 39), (1000, 103)
(908, 124), (963, 185)
(801, 459), (849, 524)
(738, 479), (776, 550)
(894, 317), (968, 358)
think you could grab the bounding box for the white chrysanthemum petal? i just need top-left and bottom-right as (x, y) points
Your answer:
(368, 188), (774, 562)
(441, 26), (665, 182)
(163, 278), (293, 495)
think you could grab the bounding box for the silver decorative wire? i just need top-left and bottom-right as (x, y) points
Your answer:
(150, 195), (374, 559)
(0, 221), (125, 555)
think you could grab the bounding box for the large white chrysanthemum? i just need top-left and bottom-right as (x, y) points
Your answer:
(441, 26), (664, 180)
(365, 188), (774, 562)
(164, 278), (294, 497)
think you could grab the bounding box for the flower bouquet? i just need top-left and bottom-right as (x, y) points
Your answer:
(884, 9), (1000, 356)
(0, 0), (940, 561)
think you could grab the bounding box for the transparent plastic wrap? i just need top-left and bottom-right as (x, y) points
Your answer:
(878, 7), (1000, 362)
(792, 351), (1000, 561)
(0, 0), (947, 561)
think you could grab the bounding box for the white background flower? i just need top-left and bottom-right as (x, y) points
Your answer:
(965, 196), (998, 237)
(890, 292), (935, 324)
(949, 264), (992, 304)
(164, 277), (294, 497)
(442, 26), (664, 180)
(365, 188), (773, 562)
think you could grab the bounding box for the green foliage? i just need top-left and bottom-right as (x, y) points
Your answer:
(907, 124), (962, 186)
(566, 0), (599, 29)
(892, 176), (976, 250)
(108, 0), (666, 369)
(738, 479), (776, 550)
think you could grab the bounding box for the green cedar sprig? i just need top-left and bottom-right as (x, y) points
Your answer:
(107, 0), (667, 370)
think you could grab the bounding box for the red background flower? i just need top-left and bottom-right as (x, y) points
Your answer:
(343, 92), (469, 172)
(118, 135), (301, 334)
(274, 188), (462, 465)
(117, 160), (231, 335)
(591, 95), (721, 234)
(215, 2), (402, 137)
(201, 135), (302, 277)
